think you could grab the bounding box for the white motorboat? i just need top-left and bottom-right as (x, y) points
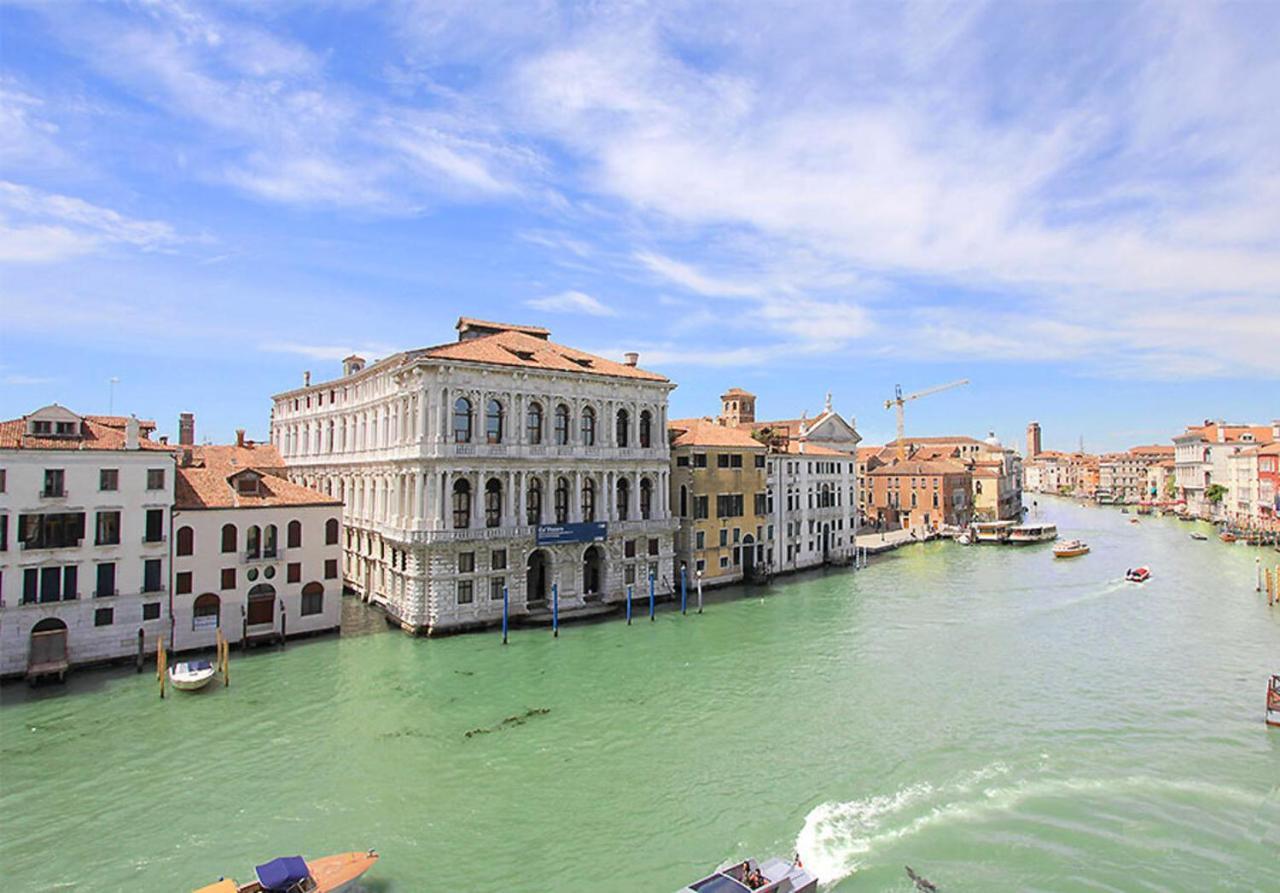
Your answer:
(678, 855), (816, 893)
(1008, 523), (1059, 544)
(169, 660), (217, 692)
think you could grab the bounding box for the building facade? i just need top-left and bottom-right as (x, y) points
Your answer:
(0, 406), (175, 679)
(1174, 421), (1277, 519)
(867, 458), (973, 530)
(270, 318), (678, 635)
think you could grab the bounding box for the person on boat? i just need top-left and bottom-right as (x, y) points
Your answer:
(746, 868), (765, 889)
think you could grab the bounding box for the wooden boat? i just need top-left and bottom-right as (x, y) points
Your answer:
(1008, 523), (1059, 544)
(1268, 675), (1280, 729)
(1189, 532), (1208, 541)
(678, 855), (816, 893)
(1125, 567), (1151, 584)
(169, 660), (217, 691)
(1053, 540), (1090, 558)
(193, 850), (378, 893)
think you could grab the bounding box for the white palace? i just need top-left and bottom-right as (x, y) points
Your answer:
(270, 318), (678, 634)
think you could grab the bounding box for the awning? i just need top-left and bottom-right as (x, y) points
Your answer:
(255, 856), (310, 891)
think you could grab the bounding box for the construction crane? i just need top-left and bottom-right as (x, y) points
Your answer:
(885, 379), (970, 459)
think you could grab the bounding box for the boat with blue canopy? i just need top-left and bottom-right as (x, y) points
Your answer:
(169, 659), (217, 691)
(192, 850), (378, 893)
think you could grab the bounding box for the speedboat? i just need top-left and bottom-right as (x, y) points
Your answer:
(1008, 523), (1059, 544)
(678, 855), (816, 893)
(169, 660), (217, 692)
(1128, 518), (1140, 524)
(1189, 532), (1209, 541)
(1125, 567), (1151, 584)
(1267, 675), (1280, 729)
(194, 851), (378, 893)
(1053, 540), (1090, 558)
(1219, 531), (1237, 543)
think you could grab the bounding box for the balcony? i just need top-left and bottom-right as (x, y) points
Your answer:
(142, 533), (167, 546)
(94, 588), (120, 598)
(20, 538), (84, 551)
(241, 548), (286, 564)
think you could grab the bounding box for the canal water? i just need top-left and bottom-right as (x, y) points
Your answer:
(2, 498), (1278, 892)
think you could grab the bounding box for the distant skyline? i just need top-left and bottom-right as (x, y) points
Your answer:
(2, 2), (1276, 451)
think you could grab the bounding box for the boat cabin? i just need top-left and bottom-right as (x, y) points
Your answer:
(1008, 523), (1058, 544)
(679, 857), (816, 893)
(972, 520), (1016, 543)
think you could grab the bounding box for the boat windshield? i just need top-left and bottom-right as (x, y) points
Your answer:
(691, 875), (752, 893)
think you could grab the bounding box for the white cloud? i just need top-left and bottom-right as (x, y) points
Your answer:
(525, 289), (615, 317)
(258, 340), (402, 362)
(0, 181), (180, 262)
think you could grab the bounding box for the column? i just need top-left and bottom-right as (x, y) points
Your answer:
(471, 472), (483, 528)
(440, 471), (450, 528)
(416, 472), (427, 525)
(517, 471), (527, 527)
(504, 470), (515, 527)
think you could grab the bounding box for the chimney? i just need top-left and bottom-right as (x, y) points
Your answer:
(304, 370), (311, 387)
(624, 352), (639, 367)
(236, 428), (246, 448)
(125, 415), (140, 450)
(178, 412), (195, 446)
(159, 435), (169, 445)
(1217, 427), (1226, 443)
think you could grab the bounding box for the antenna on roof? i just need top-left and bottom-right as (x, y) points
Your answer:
(108, 377), (120, 415)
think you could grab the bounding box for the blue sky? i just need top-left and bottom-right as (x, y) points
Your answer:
(2, 1), (1277, 452)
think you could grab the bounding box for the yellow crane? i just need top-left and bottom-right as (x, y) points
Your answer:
(885, 379), (970, 459)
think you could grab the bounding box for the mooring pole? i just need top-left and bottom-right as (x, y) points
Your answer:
(649, 573), (655, 622)
(626, 584), (633, 625)
(552, 582), (559, 638)
(1257, 556), (1263, 592)
(680, 565), (687, 615)
(696, 569), (703, 614)
(502, 585), (509, 645)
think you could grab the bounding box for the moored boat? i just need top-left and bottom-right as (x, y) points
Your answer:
(169, 660), (217, 692)
(1219, 531), (1237, 543)
(972, 520), (1016, 543)
(678, 855), (816, 893)
(1189, 532), (1208, 541)
(1053, 539), (1090, 558)
(1125, 567), (1151, 584)
(194, 850), (378, 893)
(1008, 523), (1058, 544)
(1267, 675), (1280, 729)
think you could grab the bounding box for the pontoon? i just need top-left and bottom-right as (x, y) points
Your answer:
(971, 520), (1016, 543)
(678, 856), (817, 893)
(1008, 523), (1058, 544)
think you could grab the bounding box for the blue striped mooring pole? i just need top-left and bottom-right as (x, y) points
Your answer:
(649, 573), (655, 622)
(626, 584), (633, 625)
(680, 565), (687, 615)
(502, 585), (509, 645)
(552, 582), (559, 638)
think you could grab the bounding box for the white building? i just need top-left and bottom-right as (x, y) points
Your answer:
(1174, 422), (1276, 519)
(0, 406), (175, 679)
(171, 437), (344, 652)
(270, 318), (678, 635)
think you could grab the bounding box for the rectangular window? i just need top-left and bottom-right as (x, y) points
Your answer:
(754, 454), (766, 468)
(624, 539), (636, 558)
(695, 559), (705, 573)
(719, 556), (729, 568)
(301, 591), (323, 616)
(176, 571), (192, 595)
(95, 607), (114, 627)
(23, 568), (38, 604)
(490, 576), (505, 601)
(43, 469), (65, 497)
(0, 513), (7, 551)
(716, 494), (744, 518)
(625, 564), (636, 585)
(717, 454), (730, 468)
(754, 493), (767, 515)
(143, 602), (161, 621)
(287, 562), (301, 584)
(146, 468), (166, 490)
(456, 580), (474, 604)
(648, 537), (659, 556)
(96, 510), (121, 545)
(491, 549), (507, 570)
(695, 531), (705, 550)
(96, 562), (116, 597)
(143, 559), (162, 592)
(324, 558), (338, 580)
(458, 552), (475, 573)
(693, 454), (707, 468)
(0, 468), (5, 491)
(730, 454), (743, 468)
(221, 568), (236, 590)
(40, 566), (61, 602)
(693, 496), (709, 520)
(62, 565), (77, 599)
(99, 469), (119, 491)
(676, 455), (689, 467)
(719, 529), (728, 547)
(144, 509), (164, 543)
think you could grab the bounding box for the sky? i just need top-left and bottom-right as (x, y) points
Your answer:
(1, 0), (1277, 453)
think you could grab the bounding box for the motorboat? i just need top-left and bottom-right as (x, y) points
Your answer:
(1128, 518), (1140, 524)
(972, 520), (1016, 543)
(194, 851), (378, 893)
(1053, 539), (1090, 558)
(1267, 675), (1280, 729)
(955, 528), (975, 545)
(1189, 532), (1209, 541)
(1219, 531), (1237, 543)
(169, 660), (217, 692)
(1125, 567), (1151, 584)
(1008, 523), (1059, 544)
(678, 855), (816, 893)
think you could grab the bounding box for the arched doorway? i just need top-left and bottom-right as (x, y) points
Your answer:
(582, 545), (604, 597)
(29, 617), (69, 673)
(526, 550), (549, 604)
(247, 583), (276, 626)
(193, 593), (221, 630)
(741, 534), (755, 581)
(822, 524), (831, 561)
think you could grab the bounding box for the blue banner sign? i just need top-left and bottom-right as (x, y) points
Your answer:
(536, 522), (608, 545)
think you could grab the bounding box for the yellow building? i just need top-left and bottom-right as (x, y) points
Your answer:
(668, 417), (769, 587)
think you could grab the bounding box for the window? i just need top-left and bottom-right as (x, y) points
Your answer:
(581, 478), (596, 522)
(246, 525), (261, 558)
(301, 582), (323, 616)
(287, 562), (301, 583)
(147, 468), (165, 490)
(695, 531), (705, 550)
(639, 410), (652, 448)
(143, 602), (161, 621)
(458, 552), (475, 573)
(755, 493), (768, 515)
(676, 455), (689, 467)
(555, 404), (570, 445)
(453, 397), (473, 443)
(325, 518), (339, 545)
(492, 548), (507, 570)
(754, 455), (766, 468)
(720, 556), (729, 569)
(648, 537), (659, 556)
(43, 469), (65, 497)
(221, 523), (237, 553)
(680, 486), (688, 517)
(719, 529), (728, 547)
(716, 494), (744, 518)
(100, 469), (119, 491)
(96, 562), (115, 597)
(23, 568), (37, 604)
(624, 539), (636, 558)
(95, 607), (114, 627)
(485, 478), (502, 528)
(486, 399), (504, 444)
(555, 478), (570, 524)
(639, 477), (653, 519)
(456, 580), (474, 604)
(730, 454), (743, 468)
(490, 576), (505, 601)
(288, 519), (302, 548)
(616, 409), (629, 447)
(616, 477), (629, 520)
(718, 454), (730, 468)
(0, 514), (4, 552)
(693, 454), (707, 468)
(221, 568), (236, 590)
(193, 593), (221, 629)
(452, 479), (472, 529)
(625, 565), (636, 585)
(176, 571), (193, 595)
(526, 402), (543, 444)
(324, 558), (338, 579)
(581, 407), (596, 445)
(0, 468), (5, 491)
(693, 496), (709, 520)
(176, 525), (194, 556)
(96, 511), (121, 546)
(696, 559), (706, 573)
(527, 478), (542, 525)
(144, 509), (164, 543)
(143, 559), (163, 592)
(18, 512), (85, 549)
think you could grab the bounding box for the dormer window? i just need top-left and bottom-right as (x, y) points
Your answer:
(32, 421), (51, 434)
(570, 357), (592, 368)
(237, 477), (260, 495)
(56, 421), (76, 435)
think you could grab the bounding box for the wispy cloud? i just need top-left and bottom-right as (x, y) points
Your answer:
(525, 289), (615, 316)
(0, 181), (180, 262)
(258, 340), (402, 362)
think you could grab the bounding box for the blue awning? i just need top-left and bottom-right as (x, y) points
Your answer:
(255, 856), (310, 891)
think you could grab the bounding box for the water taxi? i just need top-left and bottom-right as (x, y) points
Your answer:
(194, 850), (378, 893)
(1125, 567), (1151, 584)
(1219, 531), (1237, 543)
(1189, 532), (1209, 541)
(1267, 675), (1280, 729)
(1053, 540), (1090, 558)
(1008, 523), (1059, 544)
(972, 520), (1016, 543)
(169, 660), (217, 692)
(679, 855), (816, 893)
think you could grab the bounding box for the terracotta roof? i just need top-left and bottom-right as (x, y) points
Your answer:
(784, 441), (849, 457)
(419, 329), (668, 382)
(1128, 444), (1175, 456)
(885, 435), (983, 446)
(0, 415), (173, 452)
(869, 458), (970, 476)
(456, 317), (552, 338)
(175, 444), (338, 510)
(1180, 423), (1275, 444)
(857, 446), (882, 461)
(669, 418), (765, 449)
(721, 387), (755, 397)
(84, 415), (157, 430)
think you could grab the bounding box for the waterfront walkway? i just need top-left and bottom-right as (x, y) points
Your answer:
(855, 526), (942, 554)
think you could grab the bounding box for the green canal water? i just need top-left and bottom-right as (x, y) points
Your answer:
(2, 498), (1279, 892)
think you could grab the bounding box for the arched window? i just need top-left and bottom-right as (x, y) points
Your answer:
(616, 409), (629, 448)
(221, 523), (237, 554)
(639, 477), (653, 519)
(582, 478), (596, 522)
(680, 485), (688, 517)
(526, 402), (543, 445)
(193, 593), (220, 630)
(555, 477), (570, 524)
(527, 477), (542, 525)
(554, 404), (570, 445)
(975, 480), (984, 495)
(616, 477), (630, 520)
(581, 407), (596, 446)
(263, 524), (278, 558)
(453, 397), (473, 443)
(176, 525), (194, 556)
(485, 478), (502, 528)
(325, 518), (339, 545)
(300, 581), (324, 616)
(246, 525), (261, 558)
(486, 399), (503, 444)
(640, 410), (652, 448)
(287, 519), (302, 549)
(452, 479), (471, 529)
